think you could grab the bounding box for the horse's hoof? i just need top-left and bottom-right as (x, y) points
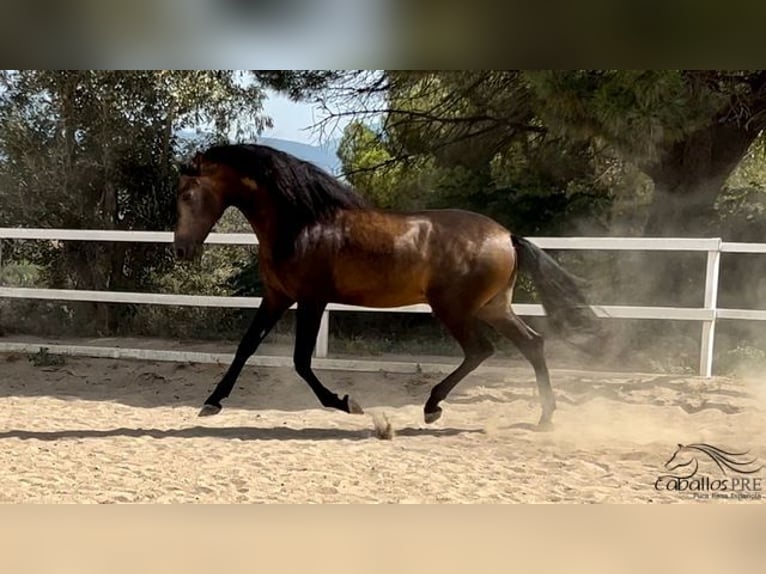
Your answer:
(344, 395), (364, 415)
(198, 403), (222, 417)
(424, 407), (442, 424)
(537, 413), (554, 431)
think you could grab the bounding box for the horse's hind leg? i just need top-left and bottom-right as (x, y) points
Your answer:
(423, 309), (495, 424)
(478, 303), (555, 427)
(293, 301), (364, 415)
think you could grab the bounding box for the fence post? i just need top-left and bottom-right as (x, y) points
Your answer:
(314, 310), (330, 358)
(699, 240), (722, 377)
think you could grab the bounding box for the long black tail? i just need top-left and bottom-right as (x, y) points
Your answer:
(511, 235), (600, 340)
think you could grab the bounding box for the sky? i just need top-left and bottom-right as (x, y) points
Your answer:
(259, 89), (350, 148)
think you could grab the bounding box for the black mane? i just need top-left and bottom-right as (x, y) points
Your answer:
(186, 143), (370, 261)
(199, 143), (369, 221)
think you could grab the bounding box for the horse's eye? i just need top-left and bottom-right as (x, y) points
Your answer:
(180, 191), (193, 202)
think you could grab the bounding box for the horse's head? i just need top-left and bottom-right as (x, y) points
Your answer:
(173, 152), (230, 261)
(664, 443), (696, 473)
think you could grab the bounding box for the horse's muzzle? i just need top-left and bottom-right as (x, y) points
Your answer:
(173, 237), (199, 261)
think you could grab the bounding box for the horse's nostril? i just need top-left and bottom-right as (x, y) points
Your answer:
(175, 246), (185, 259)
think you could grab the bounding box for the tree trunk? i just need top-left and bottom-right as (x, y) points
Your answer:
(634, 123), (759, 304)
(643, 124), (755, 237)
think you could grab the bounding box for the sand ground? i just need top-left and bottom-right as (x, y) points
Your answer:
(1, 351), (764, 503)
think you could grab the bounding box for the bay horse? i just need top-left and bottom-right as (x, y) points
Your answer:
(173, 143), (599, 427)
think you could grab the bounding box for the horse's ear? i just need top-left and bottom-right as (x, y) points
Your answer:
(178, 152), (204, 176)
(191, 152), (204, 171)
(677, 443), (684, 448)
(177, 161), (194, 176)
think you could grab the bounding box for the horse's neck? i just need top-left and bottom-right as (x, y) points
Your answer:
(245, 216), (276, 255)
(235, 200), (279, 251)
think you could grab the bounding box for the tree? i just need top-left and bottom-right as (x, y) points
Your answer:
(295, 70), (766, 237)
(0, 70), (268, 333)
(332, 72), (616, 236)
(525, 70), (766, 237)
(336, 121), (438, 209)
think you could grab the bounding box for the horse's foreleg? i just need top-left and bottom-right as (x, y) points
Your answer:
(293, 301), (364, 415)
(199, 292), (292, 417)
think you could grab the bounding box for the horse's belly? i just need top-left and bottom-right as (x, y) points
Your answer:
(331, 262), (428, 308)
(336, 289), (428, 308)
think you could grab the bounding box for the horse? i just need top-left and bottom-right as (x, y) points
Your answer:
(173, 143), (600, 427)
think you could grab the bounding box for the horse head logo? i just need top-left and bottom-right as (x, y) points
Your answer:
(663, 443), (762, 479)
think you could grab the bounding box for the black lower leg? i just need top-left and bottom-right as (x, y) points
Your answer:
(201, 295), (291, 414)
(492, 315), (555, 425)
(293, 302), (363, 415)
(424, 322), (494, 423)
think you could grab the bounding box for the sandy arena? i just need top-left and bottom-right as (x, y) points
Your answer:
(1, 351), (764, 503)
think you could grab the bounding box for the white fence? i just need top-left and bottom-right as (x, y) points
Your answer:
(0, 228), (765, 377)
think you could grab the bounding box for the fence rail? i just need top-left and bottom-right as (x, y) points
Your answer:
(1, 228), (765, 377)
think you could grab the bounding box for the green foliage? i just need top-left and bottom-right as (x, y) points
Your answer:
(0, 261), (41, 287)
(333, 70), (766, 237)
(727, 137), (766, 191)
(337, 73), (616, 238)
(523, 70), (723, 163)
(28, 347), (65, 367)
(251, 71), (344, 101)
(337, 121), (437, 209)
(227, 255), (265, 298)
(0, 69), (266, 234)
(0, 70), (269, 333)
